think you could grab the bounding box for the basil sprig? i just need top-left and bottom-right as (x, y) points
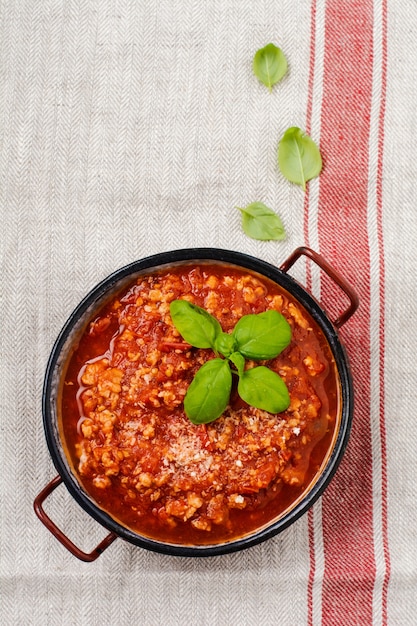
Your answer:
(170, 300), (291, 424)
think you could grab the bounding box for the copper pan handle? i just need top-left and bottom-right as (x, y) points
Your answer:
(34, 475), (118, 562)
(280, 247), (359, 328)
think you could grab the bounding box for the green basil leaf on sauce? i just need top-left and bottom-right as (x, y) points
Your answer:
(184, 358), (232, 424)
(214, 332), (236, 358)
(170, 301), (292, 424)
(238, 366), (290, 413)
(278, 126), (322, 191)
(170, 300), (222, 349)
(233, 310), (291, 360)
(253, 43), (287, 92)
(236, 202), (286, 241)
(229, 351), (245, 376)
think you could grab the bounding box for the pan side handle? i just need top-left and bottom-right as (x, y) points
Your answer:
(34, 475), (118, 562)
(280, 247), (359, 328)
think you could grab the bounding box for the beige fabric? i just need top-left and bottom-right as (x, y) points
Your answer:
(1, 1), (416, 624)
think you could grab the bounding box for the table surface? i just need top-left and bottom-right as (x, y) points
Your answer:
(1, 1), (415, 624)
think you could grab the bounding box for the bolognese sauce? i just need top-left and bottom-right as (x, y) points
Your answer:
(61, 264), (340, 545)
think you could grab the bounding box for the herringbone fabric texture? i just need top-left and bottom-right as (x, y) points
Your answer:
(1, 1), (416, 624)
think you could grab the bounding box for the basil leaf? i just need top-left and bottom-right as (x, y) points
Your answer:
(278, 126), (322, 191)
(236, 202), (286, 241)
(184, 359), (232, 424)
(214, 332), (236, 358)
(253, 43), (287, 92)
(233, 310), (291, 360)
(170, 300), (222, 349)
(238, 366), (290, 413)
(229, 351), (245, 376)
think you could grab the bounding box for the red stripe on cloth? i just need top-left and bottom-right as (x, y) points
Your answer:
(304, 3), (317, 624)
(316, 1), (376, 624)
(307, 508), (316, 626)
(377, 1), (390, 621)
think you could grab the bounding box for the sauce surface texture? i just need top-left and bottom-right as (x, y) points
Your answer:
(61, 263), (340, 545)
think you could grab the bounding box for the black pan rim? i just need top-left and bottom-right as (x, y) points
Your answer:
(42, 247), (354, 557)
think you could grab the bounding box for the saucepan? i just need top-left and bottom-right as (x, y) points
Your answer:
(34, 247), (358, 560)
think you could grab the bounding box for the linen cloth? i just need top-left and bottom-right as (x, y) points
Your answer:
(1, 1), (416, 624)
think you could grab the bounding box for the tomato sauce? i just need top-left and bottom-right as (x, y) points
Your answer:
(60, 264), (340, 545)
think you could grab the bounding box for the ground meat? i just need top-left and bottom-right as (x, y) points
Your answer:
(62, 264), (338, 545)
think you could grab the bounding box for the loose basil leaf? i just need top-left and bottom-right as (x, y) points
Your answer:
(238, 366), (290, 413)
(233, 310), (291, 360)
(184, 358), (232, 424)
(214, 332), (236, 358)
(170, 300), (221, 349)
(236, 202), (286, 241)
(229, 351), (245, 376)
(253, 43), (287, 92)
(278, 126), (322, 191)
